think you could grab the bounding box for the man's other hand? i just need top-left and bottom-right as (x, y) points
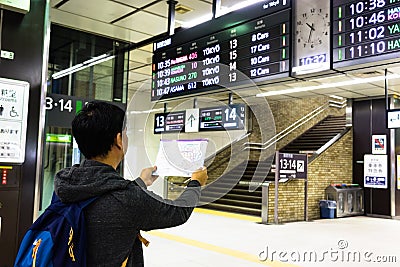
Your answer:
(140, 166), (159, 187)
(191, 167), (208, 186)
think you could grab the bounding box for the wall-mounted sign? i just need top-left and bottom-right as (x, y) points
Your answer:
(387, 109), (400, 128)
(364, 154), (387, 189)
(372, 134), (387, 155)
(0, 0), (30, 14)
(199, 104), (245, 131)
(0, 78), (30, 163)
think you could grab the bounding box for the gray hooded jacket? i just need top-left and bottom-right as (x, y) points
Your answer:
(54, 160), (201, 267)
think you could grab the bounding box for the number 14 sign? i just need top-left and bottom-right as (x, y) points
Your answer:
(276, 152), (308, 179)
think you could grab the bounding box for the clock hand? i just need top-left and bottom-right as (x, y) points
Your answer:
(308, 28), (313, 43)
(306, 22), (316, 31)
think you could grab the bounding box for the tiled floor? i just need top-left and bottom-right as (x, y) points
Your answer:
(144, 209), (400, 267)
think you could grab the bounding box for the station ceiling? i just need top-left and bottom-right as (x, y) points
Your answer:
(50, 0), (400, 102)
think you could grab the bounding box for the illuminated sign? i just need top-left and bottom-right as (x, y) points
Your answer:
(151, 0), (291, 101)
(333, 0), (400, 68)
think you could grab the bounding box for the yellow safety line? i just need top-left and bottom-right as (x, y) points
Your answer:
(194, 208), (262, 223)
(148, 231), (301, 267)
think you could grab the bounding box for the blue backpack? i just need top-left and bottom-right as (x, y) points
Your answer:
(14, 193), (97, 267)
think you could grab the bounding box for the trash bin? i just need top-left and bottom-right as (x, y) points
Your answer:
(319, 200), (336, 219)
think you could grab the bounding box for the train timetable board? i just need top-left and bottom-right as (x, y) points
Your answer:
(151, 0), (292, 101)
(200, 104), (246, 131)
(332, 0), (400, 69)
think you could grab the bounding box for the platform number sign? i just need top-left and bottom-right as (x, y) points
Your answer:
(277, 152), (308, 179)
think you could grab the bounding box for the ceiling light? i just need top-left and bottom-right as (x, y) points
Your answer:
(181, 14), (213, 28)
(175, 4), (192, 14)
(217, 0), (266, 17)
(52, 54), (115, 80)
(256, 74), (400, 97)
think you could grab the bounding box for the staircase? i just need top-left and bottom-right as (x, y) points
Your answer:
(201, 115), (348, 216)
(281, 115), (347, 154)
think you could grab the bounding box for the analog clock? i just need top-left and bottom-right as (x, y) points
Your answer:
(296, 8), (329, 49)
(293, 0), (331, 75)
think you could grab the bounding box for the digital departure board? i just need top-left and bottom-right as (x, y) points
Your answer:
(333, 0), (400, 68)
(151, 0), (292, 101)
(154, 111), (185, 134)
(200, 104), (246, 131)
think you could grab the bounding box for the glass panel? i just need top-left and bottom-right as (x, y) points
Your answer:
(40, 127), (73, 212)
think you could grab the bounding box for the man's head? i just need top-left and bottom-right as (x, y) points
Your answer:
(72, 101), (125, 160)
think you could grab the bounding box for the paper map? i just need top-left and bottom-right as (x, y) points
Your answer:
(154, 139), (208, 177)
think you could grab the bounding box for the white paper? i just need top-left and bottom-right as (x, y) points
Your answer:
(154, 139), (208, 177)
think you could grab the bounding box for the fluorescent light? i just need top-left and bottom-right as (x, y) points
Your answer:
(218, 0), (265, 17)
(181, 0), (265, 28)
(52, 54), (115, 80)
(256, 74), (400, 97)
(181, 14), (213, 28)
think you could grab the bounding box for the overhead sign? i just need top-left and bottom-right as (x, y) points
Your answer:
(154, 111), (185, 134)
(151, 0), (292, 101)
(333, 0), (400, 69)
(200, 104), (245, 131)
(0, 78), (30, 163)
(185, 109), (200, 133)
(364, 154), (387, 189)
(372, 134), (386, 155)
(0, 0), (30, 13)
(276, 152), (308, 179)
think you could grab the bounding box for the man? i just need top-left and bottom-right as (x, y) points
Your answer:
(54, 101), (208, 266)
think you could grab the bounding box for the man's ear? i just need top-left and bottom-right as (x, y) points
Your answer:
(115, 133), (123, 150)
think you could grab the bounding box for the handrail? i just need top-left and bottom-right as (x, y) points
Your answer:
(204, 132), (251, 164)
(244, 98), (346, 151)
(308, 127), (351, 163)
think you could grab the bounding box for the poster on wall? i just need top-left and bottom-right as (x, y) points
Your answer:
(364, 154), (387, 189)
(371, 135), (387, 155)
(0, 78), (30, 163)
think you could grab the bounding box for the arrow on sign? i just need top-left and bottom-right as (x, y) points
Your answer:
(188, 114), (196, 127)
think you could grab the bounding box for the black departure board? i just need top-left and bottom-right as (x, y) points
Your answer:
(151, 0), (291, 101)
(154, 111), (185, 134)
(333, 0), (400, 68)
(200, 104), (246, 131)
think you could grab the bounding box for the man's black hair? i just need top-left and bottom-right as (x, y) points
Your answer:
(72, 101), (125, 159)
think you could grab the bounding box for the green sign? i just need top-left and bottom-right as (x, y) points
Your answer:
(46, 134), (72, 144)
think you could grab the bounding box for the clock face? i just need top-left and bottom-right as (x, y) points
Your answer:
(296, 9), (330, 49)
(293, 0), (331, 75)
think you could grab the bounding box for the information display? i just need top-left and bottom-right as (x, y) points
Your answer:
(333, 0), (400, 68)
(152, 0), (291, 101)
(200, 104), (245, 131)
(154, 111), (185, 134)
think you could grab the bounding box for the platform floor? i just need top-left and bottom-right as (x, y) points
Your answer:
(144, 209), (400, 267)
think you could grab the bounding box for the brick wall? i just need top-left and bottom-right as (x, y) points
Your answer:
(267, 129), (353, 223)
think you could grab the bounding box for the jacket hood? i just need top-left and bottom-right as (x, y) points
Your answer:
(54, 159), (130, 203)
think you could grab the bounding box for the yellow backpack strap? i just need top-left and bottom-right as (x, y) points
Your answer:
(121, 232), (150, 267)
(137, 232), (150, 247)
(121, 257), (128, 267)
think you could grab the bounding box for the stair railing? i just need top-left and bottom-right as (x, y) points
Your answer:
(243, 97), (347, 151)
